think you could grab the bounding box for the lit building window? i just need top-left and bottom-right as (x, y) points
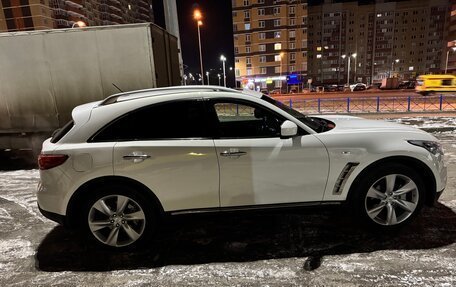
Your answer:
(274, 43), (282, 50)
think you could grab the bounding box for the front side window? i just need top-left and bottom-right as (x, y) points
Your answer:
(91, 100), (208, 142)
(211, 100), (285, 138)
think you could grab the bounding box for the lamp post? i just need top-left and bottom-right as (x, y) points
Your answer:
(391, 59), (399, 78)
(71, 21), (86, 28)
(206, 71), (210, 85)
(341, 54), (349, 86)
(217, 74), (221, 86)
(352, 53), (357, 83)
(445, 47), (456, 74)
(220, 55), (227, 87)
(194, 9), (204, 85)
(279, 52), (284, 93)
(342, 53), (357, 86)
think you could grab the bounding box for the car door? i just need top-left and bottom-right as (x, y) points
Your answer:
(209, 98), (329, 207)
(94, 99), (220, 212)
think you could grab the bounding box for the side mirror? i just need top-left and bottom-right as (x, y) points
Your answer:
(280, 120), (298, 138)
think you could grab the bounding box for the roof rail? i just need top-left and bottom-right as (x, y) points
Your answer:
(100, 85), (239, 106)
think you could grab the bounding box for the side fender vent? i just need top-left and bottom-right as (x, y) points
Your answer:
(333, 162), (359, 195)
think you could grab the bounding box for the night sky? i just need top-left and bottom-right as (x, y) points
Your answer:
(176, 0), (235, 86)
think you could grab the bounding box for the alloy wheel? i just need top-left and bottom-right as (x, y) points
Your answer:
(88, 194), (146, 247)
(364, 174), (419, 226)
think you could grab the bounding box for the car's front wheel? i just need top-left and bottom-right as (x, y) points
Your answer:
(351, 164), (425, 229)
(81, 185), (156, 249)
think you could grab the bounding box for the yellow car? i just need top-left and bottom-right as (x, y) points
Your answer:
(415, 74), (456, 96)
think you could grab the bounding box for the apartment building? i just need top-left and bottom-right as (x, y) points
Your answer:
(307, 0), (450, 85)
(232, 0), (309, 91)
(0, 0), (154, 31)
(447, 0), (456, 73)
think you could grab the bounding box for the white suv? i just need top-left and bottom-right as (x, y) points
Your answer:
(37, 86), (447, 248)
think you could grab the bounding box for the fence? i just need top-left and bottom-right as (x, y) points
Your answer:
(280, 94), (456, 114)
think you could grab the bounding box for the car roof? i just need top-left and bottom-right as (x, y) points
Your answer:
(99, 85), (258, 106)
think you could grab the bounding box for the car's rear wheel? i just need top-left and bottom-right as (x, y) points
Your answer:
(351, 164), (425, 229)
(82, 185), (156, 249)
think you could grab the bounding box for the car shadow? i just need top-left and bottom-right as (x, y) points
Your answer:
(35, 203), (456, 272)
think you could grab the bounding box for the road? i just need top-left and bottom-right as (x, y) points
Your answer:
(271, 90), (456, 114)
(0, 117), (455, 286)
(273, 90), (426, 100)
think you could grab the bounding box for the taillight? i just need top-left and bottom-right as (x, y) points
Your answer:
(38, 154), (69, 170)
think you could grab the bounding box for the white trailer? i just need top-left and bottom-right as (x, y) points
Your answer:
(0, 23), (181, 156)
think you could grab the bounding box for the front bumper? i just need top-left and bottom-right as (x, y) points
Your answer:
(428, 189), (445, 206)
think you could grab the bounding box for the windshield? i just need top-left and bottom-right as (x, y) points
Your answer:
(261, 95), (322, 132)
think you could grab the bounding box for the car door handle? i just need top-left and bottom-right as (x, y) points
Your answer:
(220, 149), (247, 157)
(123, 152), (151, 163)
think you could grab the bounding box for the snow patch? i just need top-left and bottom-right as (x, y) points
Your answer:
(0, 239), (34, 261)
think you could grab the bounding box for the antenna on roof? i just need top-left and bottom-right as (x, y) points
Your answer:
(112, 83), (124, 93)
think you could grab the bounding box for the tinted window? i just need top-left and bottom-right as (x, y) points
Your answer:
(51, 120), (74, 143)
(92, 100), (209, 142)
(211, 100), (285, 138)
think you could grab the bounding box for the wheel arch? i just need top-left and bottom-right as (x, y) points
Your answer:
(347, 156), (437, 206)
(66, 176), (165, 227)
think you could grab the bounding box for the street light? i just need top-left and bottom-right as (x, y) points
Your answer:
(279, 52), (284, 93)
(342, 53), (357, 86)
(194, 9), (204, 85)
(206, 71), (210, 85)
(71, 21), (86, 28)
(391, 59), (400, 78)
(217, 74), (221, 86)
(445, 47), (456, 74)
(352, 53), (357, 83)
(220, 55), (227, 87)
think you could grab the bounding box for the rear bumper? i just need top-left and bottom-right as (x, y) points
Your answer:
(38, 204), (67, 226)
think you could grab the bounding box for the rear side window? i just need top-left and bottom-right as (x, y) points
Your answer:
(91, 100), (209, 142)
(50, 120), (74, 143)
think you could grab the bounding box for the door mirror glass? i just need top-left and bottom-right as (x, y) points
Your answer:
(281, 120), (298, 137)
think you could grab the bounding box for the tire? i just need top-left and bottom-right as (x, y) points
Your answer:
(350, 163), (425, 230)
(81, 184), (156, 249)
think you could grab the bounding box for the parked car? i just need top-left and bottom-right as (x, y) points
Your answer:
(324, 84), (344, 92)
(398, 81), (416, 89)
(350, 83), (367, 92)
(38, 86), (446, 249)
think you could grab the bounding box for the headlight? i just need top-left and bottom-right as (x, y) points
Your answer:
(408, 140), (443, 155)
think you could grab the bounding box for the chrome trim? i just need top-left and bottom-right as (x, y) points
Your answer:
(220, 149), (247, 157)
(169, 201), (342, 215)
